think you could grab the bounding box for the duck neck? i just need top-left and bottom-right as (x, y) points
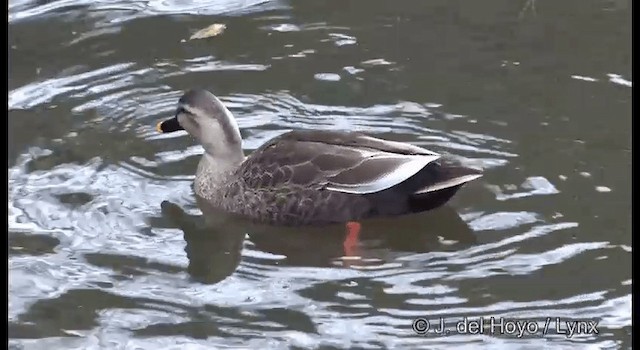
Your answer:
(197, 152), (243, 181)
(194, 152), (244, 199)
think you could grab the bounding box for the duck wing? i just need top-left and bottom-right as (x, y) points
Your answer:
(237, 130), (441, 194)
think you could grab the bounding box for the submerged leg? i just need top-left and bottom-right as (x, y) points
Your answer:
(343, 221), (362, 257)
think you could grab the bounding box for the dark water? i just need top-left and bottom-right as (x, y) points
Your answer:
(8, 0), (631, 348)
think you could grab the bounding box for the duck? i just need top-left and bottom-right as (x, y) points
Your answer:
(156, 89), (482, 252)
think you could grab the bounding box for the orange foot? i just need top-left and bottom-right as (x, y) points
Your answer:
(343, 221), (362, 258)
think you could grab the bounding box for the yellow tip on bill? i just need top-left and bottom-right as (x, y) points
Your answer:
(156, 121), (163, 133)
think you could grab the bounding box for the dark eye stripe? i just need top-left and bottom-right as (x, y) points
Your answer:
(176, 106), (192, 115)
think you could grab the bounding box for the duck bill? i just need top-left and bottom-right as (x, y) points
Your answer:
(156, 116), (184, 133)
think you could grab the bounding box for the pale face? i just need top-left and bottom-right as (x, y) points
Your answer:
(176, 105), (201, 140)
(156, 89), (244, 162)
(176, 103), (241, 158)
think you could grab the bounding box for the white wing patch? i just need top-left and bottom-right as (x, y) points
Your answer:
(413, 173), (483, 194)
(325, 153), (440, 194)
(360, 136), (439, 156)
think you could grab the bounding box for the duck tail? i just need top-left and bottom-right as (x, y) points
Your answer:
(407, 164), (482, 213)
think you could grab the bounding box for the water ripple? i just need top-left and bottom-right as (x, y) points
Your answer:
(10, 0), (287, 23)
(9, 63), (135, 110)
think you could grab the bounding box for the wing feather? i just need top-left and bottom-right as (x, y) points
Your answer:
(236, 130), (441, 193)
(325, 153), (440, 194)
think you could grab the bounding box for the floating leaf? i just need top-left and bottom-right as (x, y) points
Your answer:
(189, 23), (227, 40)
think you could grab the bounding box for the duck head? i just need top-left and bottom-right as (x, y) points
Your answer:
(157, 89), (243, 162)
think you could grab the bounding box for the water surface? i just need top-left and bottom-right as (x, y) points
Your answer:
(8, 0), (632, 348)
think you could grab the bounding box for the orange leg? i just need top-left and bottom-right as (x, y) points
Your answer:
(343, 221), (362, 257)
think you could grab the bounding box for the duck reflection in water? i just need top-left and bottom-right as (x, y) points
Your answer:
(160, 197), (477, 285)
